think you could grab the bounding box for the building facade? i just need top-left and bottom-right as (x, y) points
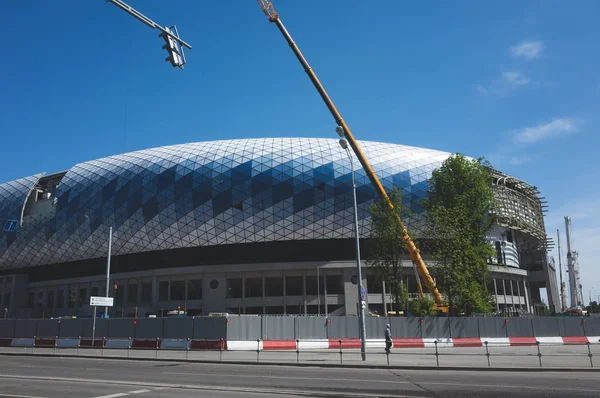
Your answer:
(0, 138), (558, 318)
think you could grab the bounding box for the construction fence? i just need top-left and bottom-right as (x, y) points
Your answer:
(0, 315), (598, 340)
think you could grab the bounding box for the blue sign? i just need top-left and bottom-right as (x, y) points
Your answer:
(3, 220), (18, 232)
(360, 285), (366, 301)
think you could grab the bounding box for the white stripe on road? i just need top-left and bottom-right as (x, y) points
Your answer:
(161, 371), (411, 385)
(0, 394), (48, 398)
(128, 390), (151, 394)
(92, 394), (129, 398)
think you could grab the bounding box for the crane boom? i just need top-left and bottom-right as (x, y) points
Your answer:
(257, 0), (447, 311)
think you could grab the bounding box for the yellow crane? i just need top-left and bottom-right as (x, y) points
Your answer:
(257, 0), (448, 312)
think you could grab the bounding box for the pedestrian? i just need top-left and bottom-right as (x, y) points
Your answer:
(385, 323), (392, 354)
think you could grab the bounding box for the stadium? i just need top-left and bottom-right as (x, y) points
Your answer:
(0, 138), (558, 319)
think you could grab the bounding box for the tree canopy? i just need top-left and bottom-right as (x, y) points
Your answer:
(422, 154), (496, 315)
(367, 187), (411, 315)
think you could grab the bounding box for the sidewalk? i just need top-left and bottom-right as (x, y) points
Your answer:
(1, 343), (598, 370)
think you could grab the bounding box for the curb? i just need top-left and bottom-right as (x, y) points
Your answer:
(1, 352), (598, 372)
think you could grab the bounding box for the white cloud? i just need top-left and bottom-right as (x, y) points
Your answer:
(515, 118), (577, 144)
(510, 40), (544, 60)
(502, 71), (530, 87)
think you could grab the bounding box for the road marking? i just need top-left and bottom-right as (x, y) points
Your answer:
(161, 371), (410, 385)
(92, 394), (129, 398)
(0, 395), (48, 398)
(128, 390), (151, 394)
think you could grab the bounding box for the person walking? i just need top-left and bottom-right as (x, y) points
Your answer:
(385, 323), (392, 354)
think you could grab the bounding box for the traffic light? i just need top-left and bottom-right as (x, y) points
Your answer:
(159, 26), (184, 69)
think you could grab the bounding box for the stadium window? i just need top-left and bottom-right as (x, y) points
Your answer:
(91, 287), (99, 297)
(170, 280), (185, 301)
(79, 288), (88, 307)
(159, 281), (169, 301)
(47, 290), (55, 308)
(367, 273), (384, 294)
(57, 288), (65, 308)
(265, 306), (284, 314)
(244, 306), (263, 315)
(245, 277), (262, 298)
(326, 274), (344, 295)
(226, 278), (242, 299)
(265, 277), (284, 297)
(28, 292), (35, 308)
(127, 284), (138, 305)
(286, 304), (303, 315)
(305, 275), (324, 295)
(115, 284), (125, 306)
(187, 279), (202, 301)
(141, 283), (152, 303)
(285, 276), (303, 296)
(68, 288), (77, 309)
(3, 293), (10, 307)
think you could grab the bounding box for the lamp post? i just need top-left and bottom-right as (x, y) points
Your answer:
(336, 126), (367, 361)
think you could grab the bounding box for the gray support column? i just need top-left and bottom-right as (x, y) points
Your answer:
(516, 278), (522, 309)
(502, 279), (508, 312)
(382, 280), (387, 315)
(510, 278), (515, 310)
(283, 275), (287, 315)
(302, 272), (307, 315)
(493, 278), (499, 311)
(323, 272), (328, 315)
(523, 279), (531, 313)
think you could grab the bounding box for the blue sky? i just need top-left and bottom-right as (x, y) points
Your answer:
(2, 0), (599, 306)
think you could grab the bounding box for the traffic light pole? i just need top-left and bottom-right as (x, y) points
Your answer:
(106, 0), (192, 68)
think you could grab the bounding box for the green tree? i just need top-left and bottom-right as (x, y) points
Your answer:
(422, 154), (496, 315)
(409, 296), (437, 317)
(367, 187), (412, 315)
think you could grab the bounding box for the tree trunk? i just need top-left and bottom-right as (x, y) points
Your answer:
(395, 293), (400, 316)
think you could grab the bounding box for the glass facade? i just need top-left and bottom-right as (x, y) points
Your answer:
(0, 138), (451, 271)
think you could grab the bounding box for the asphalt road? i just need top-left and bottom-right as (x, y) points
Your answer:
(1, 343), (598, 369)
(0, 355), (599, 397)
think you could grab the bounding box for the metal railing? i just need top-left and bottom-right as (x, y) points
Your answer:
(4, 336), (598, 369)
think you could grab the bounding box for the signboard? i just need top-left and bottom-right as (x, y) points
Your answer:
(360, 285), (366, 301)
(3, 220), (18, 232)
(90, 296), (114, 307)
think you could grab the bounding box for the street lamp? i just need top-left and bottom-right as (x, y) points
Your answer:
(336, 125), (367, 361)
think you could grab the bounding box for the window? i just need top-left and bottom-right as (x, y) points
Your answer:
(159, 281), (169, 301)
(245, 277), (262, 298)
(128, 284), (138, 305)
(141, 283), (152, 303)
(187, 279), (202, 301)
(115, 285), (124, 306)
(91, 287), (99, 297)
(226, 278), (242, 298)
(265, 277), (283, 297)
(244, 306), (263, 315)
(506, 230), (513, 243)
(3, 293), (10, 307)
(68, 288), (77, 308)
(367, 274), (384, 294)
(171, 280), (185, 301)
(285, 276), (303, 296)
(286, 304), (303, 315)
(326, 274), (344, 295)
(79, 288), (88, 307)
(28, 292), (35, 308)
(265, 306), (284, 314)
(305, 275), (324, 295)
(58, 288), (65, 308)
(47, 290), (55, 308)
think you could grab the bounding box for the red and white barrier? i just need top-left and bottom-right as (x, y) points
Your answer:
(0, 336), (597, 351)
